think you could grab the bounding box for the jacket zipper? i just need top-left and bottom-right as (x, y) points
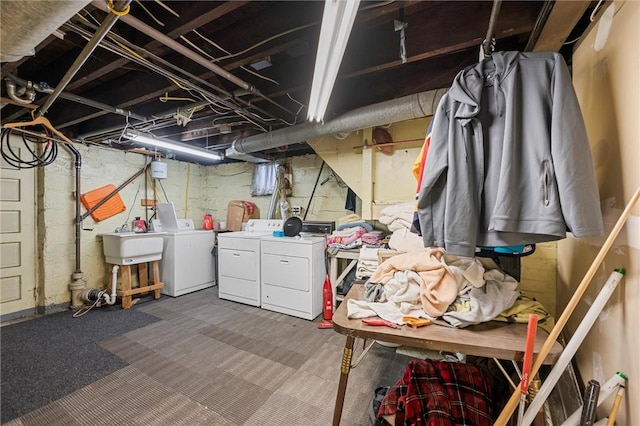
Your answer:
(542, 161), (550, 206)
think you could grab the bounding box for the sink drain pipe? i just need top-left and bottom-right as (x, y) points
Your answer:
(80, 265), (118, 306)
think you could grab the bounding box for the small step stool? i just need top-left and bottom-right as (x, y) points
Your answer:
(107, 261), (164, 309)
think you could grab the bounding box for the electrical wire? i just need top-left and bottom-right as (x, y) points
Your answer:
(122, 183), (141, 230)
(66, 21), (250, 116)
(134, 0), (165, 27)
(72, 294), (103, 318)
(191, 29), (231, 55)
(214, 22), (315, 62)
(157, 178), (170, 202)
(180, 34), (280, 86)
(72, 6), (299, 138)
(154, 0), (180, 18)
(69, 14), (289, 130)
(590, 0), (605, 21)
(278, 94), (305, 126)
(159, 93), (198, 103)
(184, 163), (190, 218)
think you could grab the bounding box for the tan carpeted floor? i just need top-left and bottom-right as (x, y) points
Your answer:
(4, 287), (413, 426)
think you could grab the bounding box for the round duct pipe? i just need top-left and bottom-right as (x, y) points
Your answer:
(226, 88), (448, 157)
(0, 0), (91, 63)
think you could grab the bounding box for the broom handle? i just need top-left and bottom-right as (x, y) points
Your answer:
(495, 185), (640, 425)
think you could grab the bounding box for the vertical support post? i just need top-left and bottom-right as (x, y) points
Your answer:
(152, 261), (162, 299)
(361, 128), (374, 219)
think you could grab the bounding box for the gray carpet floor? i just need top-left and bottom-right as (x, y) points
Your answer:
(0, 302), (160, 424)
(2, 287), (413, 425)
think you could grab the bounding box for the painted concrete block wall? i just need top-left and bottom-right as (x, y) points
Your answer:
(203, 155), (354, 223)
(40, 148), (351, 308)
(41, 145), (209, 307)
(40, 123), (560, 331)
(154, 160), (209, 223)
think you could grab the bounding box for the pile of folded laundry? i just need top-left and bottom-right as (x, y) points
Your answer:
(326, 214), (384, 250)
(378, 203), (426, 253)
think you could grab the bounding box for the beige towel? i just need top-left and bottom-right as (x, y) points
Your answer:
(370, 249), (458, 317)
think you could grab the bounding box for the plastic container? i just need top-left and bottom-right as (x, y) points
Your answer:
(133, 217), (147, 233)
(203, 214), (213, 230)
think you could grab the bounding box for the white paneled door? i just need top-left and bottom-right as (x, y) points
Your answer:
(0, 144), (36, 317)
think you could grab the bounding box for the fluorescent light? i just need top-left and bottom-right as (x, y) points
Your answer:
(123, 130), (223, 161)
(307, 0), (360, 123)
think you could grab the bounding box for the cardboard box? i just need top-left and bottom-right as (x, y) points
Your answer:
(226, 200), (256, 231)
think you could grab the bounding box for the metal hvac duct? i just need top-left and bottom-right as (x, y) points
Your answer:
(226, 88), (448, 158)
(0, 0), (91, 63)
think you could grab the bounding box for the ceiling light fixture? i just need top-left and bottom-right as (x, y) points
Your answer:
(307, 0), (360, 123)
(123, 130), (223, 161)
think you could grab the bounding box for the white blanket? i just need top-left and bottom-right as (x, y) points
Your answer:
(347, 270), (432, 324)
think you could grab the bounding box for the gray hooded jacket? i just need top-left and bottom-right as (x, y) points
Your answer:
(417, 51), (603, 257)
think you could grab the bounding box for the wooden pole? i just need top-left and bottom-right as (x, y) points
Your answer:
(495, 186), (640, 425)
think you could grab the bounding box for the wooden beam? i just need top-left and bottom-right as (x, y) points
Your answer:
(533, 1), (591, 52)
(344, 23), (534, 80)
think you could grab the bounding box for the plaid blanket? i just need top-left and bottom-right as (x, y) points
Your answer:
(377, 359), (493, 425)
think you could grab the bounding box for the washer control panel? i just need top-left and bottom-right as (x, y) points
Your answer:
(244, 219), (284, 233)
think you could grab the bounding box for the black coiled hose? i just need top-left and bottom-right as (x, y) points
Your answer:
(0, 127), (58, 168)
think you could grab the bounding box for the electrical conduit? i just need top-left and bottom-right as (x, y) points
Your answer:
(38, 0), (133, 116)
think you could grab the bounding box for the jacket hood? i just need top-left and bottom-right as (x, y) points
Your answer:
(449, 51), (521, 121)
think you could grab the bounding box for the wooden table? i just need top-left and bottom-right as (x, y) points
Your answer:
(331, 284), (563, 425)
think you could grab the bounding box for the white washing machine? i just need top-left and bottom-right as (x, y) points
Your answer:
(260, 235), (325, 320)
(217, 219), (284, 306)
(159, 230), (216, 297)
(154, 202), (216, 297)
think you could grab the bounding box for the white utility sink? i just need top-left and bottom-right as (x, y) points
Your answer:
(101, 232), (164, 265)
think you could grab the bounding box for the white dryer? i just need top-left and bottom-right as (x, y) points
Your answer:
(217, 219), (284, 306)
(260, 235), (325, 320)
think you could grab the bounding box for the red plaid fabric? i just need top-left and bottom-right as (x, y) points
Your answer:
(378, 359), (493, 426)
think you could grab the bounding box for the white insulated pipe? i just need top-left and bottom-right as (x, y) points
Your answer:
(522, 270), (626, 425)
(0, 0), (91, 63)
(227, 88), (447, 156)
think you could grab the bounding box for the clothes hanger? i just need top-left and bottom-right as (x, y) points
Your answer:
(479, 0), (502, 60)
(2, 115), (74, 145)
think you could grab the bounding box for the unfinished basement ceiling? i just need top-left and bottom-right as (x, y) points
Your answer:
(0, 1), (596, 163)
